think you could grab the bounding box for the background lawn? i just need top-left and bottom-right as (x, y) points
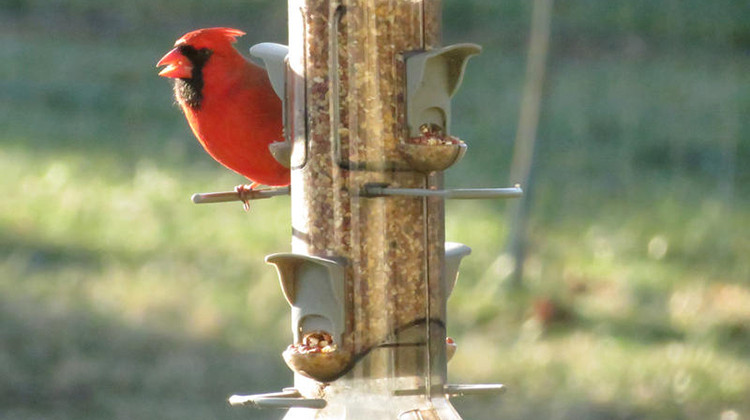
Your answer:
(1, 1), (749, 419)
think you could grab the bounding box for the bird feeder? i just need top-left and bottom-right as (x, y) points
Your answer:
(192, 0), (522, 418)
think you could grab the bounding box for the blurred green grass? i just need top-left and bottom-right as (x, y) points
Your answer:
(1, 1), (749, 419)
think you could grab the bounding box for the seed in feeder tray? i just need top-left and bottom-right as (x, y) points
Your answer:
(400, 122), (467, 171)
(409, 123), (462, 145)
(301, 331), (329, 351)
(420, 123), (444, 136)
(294, 331), (337, 354)
(283, 331), (351, 382)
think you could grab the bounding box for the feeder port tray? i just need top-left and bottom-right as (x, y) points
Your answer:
(398, 141), (467, 173)
(282, 343), (352, 383)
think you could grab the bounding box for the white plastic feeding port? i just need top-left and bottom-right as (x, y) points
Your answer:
(265, 253), (346, 345)
(249, 43), (292, 168)
(266, 253), (352, 382)
(405, 44), (482, 138)
(444, 242), (471, 298)
(249, 43), (288, 100)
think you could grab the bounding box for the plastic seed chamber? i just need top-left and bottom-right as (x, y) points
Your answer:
(202, 0), (523, 418)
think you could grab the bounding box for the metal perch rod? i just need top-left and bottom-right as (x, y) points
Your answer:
(191, 187), (291, 204)
(231, 384), (505, 407)
(362, 184), (523, 199)
(192, 185), (520, 204)
(393, 383), (506, 397)
(228, 389), (327, 409)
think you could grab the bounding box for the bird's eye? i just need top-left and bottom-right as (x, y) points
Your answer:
(199, 48), (212, 58)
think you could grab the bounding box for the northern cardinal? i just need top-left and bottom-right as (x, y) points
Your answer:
(157, 27), (289, 209)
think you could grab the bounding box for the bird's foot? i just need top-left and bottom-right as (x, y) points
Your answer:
(235, 183), (260, 212)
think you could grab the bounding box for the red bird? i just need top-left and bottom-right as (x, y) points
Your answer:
(157, 27), (289, 209)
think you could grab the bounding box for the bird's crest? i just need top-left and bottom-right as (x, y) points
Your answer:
(175, 27), (246, 49)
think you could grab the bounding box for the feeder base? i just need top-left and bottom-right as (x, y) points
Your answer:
(282, 379), (463, 420)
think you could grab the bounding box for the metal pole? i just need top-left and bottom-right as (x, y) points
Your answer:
(506, 0), (553, 287)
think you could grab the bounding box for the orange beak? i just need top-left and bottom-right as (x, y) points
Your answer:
(157, 47), (193, 79)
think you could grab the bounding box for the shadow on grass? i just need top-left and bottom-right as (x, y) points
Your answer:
(576, 315), (685, 346)
(0, 233), (107, 273)
(0, 227), (189, 274)
(704, 321), (750, 360)
(0, 294), (289, 420)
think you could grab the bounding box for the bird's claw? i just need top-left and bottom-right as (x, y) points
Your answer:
(235, 184), (255, 211)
